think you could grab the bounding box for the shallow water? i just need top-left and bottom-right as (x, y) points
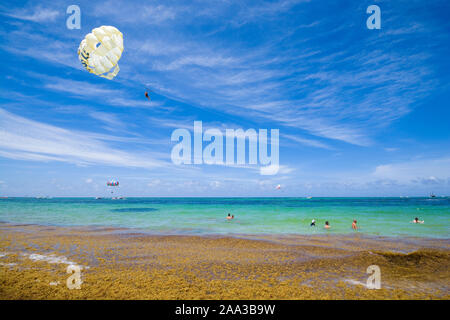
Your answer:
(0, 197), (449, 238)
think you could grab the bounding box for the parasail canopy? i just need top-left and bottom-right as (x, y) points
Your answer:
(107, 181), (119, 186)
(78, 26), (124, 80)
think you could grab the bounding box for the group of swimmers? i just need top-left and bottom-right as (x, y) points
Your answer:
(310, 219), (358, 230)
(227, 214), (425, 226)
(309, 217), (424, 229)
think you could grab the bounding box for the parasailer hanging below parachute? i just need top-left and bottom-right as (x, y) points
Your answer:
(276, 184), (281, 190)
(107, 180), (119, 195)
(78, 26), (124, 80)
(145, 91), (150, 100)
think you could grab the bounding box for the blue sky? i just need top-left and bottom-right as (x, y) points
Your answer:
(0, 0), (449, 197)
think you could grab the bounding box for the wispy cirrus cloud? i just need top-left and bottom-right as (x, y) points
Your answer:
(3, 1), (438, 148)
(153, 55), (236, 71)
(114, 2), (440, 147)
(282, 133), (332, 150)
(89, 111), (127, 130)
(3, 6), (60, 22)
(35, 75), (162, 109)
(0, 108), (167, 169)
(92, 1), (178, 25)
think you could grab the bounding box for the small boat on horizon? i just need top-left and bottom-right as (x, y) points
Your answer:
(430, 193), (437, 198)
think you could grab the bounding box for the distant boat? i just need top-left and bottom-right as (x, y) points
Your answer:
(430, 193), (436, 198)
(306, 196), (312, 199)
(95, 197), (103, 199)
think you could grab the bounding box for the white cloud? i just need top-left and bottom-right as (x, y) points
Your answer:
(44, 79), (116, 97)
(1, 33), (78, 70)
(154, 55), (236, 71)
(283, 133), (331, 149)
(147, 179), (161, 187)
(260, 164), (294, 175)
(373, 158), (450, 183)
(89, 112), (126, 130)
(39, 76), (161, 109)
(0, 108), (166, 169)
(93, 2), (177, 25)
(209, 180), (221, 188)
(6, 7), (60, 22)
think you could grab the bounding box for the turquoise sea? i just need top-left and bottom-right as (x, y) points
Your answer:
(0, 197), (449, 239)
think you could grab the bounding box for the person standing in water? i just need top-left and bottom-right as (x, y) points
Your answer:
(310, 219), (316, 227)
(226, 213), (232, 220)
(352, 220), (358, 230)
(324, 221), (330, 229)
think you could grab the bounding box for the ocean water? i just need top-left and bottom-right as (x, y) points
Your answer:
(0, 197), (449, 238)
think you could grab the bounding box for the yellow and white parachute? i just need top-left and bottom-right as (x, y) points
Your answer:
(78, 26), (123, 80)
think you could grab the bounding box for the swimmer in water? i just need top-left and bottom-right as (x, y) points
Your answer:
(412, 217), (424, 224)
(310, 219), (316, 227)
(231, 215), (234, 219)
(324, 221), (330, 229)
(226, 213), (232, 220)
(352, 220), (358, 230)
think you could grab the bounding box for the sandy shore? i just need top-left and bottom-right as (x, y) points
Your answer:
(0, 223), (449, 299)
